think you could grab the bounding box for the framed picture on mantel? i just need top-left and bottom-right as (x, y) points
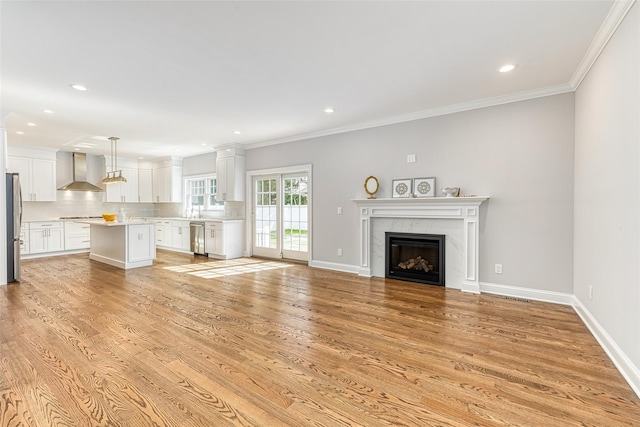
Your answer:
(413, 177), (436, 197)
(392, 178), (412, 198)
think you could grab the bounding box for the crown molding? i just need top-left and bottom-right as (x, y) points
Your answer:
(245, 83), (573, 150)
(246, 1), (635, 152)
(570, 0), (637, 90)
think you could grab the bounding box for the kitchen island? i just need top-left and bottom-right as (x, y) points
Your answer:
(78, 220), (156, 269)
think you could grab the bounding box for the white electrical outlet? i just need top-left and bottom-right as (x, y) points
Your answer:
(495, 263), (503, 274)
(589, 285), (593, 300)
(337, 207), (343, 215)
(337, 248), (343, 256)
(407, 154), (416, 163)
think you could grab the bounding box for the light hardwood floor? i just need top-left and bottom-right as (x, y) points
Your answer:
(1, 250), (639, 426)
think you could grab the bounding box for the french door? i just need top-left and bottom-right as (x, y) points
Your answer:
(253, 173), (309, 261)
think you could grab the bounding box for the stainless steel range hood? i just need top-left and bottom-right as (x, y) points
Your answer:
(57, 152), (104, 192)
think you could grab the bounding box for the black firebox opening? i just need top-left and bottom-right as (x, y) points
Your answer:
(385, 232), (445, 286)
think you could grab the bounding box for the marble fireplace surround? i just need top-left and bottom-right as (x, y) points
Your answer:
(353, 197), (489, 293)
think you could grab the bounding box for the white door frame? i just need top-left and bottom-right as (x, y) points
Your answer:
(245, 164), (312, 261)
(251, 174), (281, 259)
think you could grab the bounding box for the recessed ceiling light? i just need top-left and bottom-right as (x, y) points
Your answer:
(70, 84), (88, 91)
(16, 131), (24, 135)
(27, 122), (36, 127)
(201, 143), (206, 146)
(324, 107), (335, 113)
(42, 109), (55, 114)
(233, 130), (241, 135)
(498, 64), (517, 73)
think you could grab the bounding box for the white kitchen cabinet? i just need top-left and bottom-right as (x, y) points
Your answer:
(138, 169), (153, 202)
(205, 220), (244, 259)
(64, 222), (91, 250)
(170, 220), (191, 251)
(20, 223), (29, 255)
(29, 221), (64, 254)
(215, 153), (245, 202)
(105, 167), (139, 202)
(127, 224), (155, 263)
(155, 220), (172, 247)
(87, 221), (156, 269)
(205, 222), (223, 256)
(152, 161), (182, 203)
(7, 156), (57, 201)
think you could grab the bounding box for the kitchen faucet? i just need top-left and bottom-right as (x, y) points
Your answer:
(191, 203), (201, 219)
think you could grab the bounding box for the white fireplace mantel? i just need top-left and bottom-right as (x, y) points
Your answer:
(352, 196), (489, 293)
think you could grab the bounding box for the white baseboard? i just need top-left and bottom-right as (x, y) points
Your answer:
(461, 281), (480, 294)
(572, 296), (640, 399)
(308, 260), (360, 274)
(480, 281), (575, 305)
(22, 249), (89, 260)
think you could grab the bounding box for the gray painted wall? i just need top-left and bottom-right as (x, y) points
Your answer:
(574, 4), (639, 370)
(246, 93), (575, 293)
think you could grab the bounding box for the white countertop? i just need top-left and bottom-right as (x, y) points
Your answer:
(144, 217), (245, 223)
(23, 216), (245, 223)
(75, 219), (154, 227)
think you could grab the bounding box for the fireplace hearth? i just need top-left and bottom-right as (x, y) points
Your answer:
(385, 232), (445, 286)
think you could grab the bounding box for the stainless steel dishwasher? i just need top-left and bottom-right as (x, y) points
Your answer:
(189, 221), (206, 255)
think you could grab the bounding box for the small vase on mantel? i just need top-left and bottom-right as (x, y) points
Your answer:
(441, 187), (460, 198)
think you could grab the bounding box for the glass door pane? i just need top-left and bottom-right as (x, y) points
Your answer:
(282, 174), (308, 261)
(253, 176), (280, 258)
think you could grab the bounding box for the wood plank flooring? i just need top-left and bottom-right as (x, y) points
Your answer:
(1, 250), (639, 426)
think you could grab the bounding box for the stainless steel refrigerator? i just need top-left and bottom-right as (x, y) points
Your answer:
(6, 173), (22, 282)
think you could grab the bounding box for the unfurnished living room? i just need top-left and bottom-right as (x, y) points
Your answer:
(1, 1), (639, 426)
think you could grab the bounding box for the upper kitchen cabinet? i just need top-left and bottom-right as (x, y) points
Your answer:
(7, 147), (57, 202)
(152, 157), (183, 203)
(138, 169), (153, 203)
(104, 156), (139, 203)
(215, 145), (245, 202)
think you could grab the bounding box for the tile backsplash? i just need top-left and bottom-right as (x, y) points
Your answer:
(22, 190), (181, 221)
(22, 191), (243, 221)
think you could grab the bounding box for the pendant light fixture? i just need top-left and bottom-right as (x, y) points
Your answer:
(101, 136), (127, 184)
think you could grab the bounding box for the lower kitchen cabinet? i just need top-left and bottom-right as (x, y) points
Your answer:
(205, 220), (244, 259)
(20, 223), (29, 255)
(154, 220), (172, 247)
(29, 221), (64, 254)
(205, 222), (223, 256)
(64, 222), (91, 250)
(127, 224), (155, 263)
(21, 217), (245, 260)
(170, 220), (191, 251)
(87, 221), (156, 269)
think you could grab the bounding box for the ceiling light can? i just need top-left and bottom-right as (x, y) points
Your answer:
(70, 84), (88, 91)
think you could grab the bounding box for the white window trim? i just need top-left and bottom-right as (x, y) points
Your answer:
(183, 173), (224, 215)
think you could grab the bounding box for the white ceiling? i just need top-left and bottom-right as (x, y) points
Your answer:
(1, 1), (618, 159)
